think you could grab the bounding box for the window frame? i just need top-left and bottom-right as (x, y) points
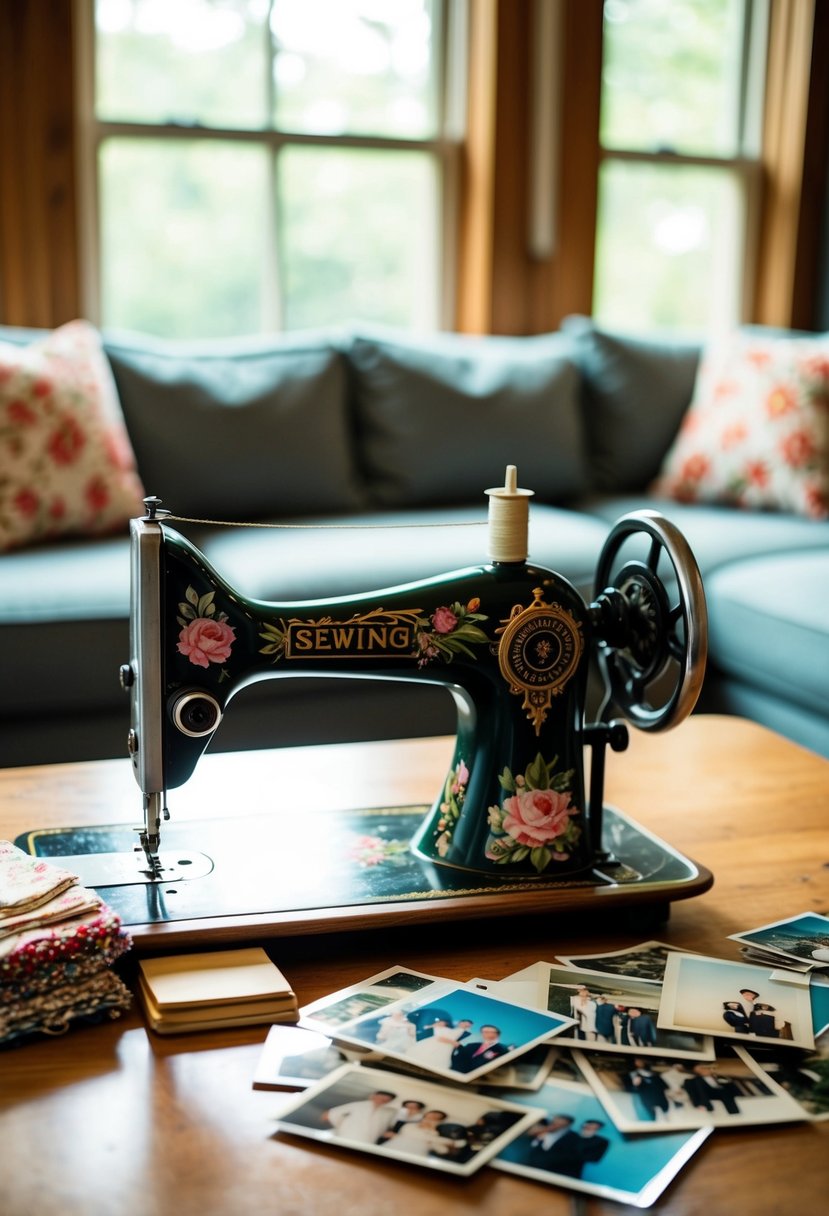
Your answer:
(592, 0), (770, 333)
(73, 0), (464, 335)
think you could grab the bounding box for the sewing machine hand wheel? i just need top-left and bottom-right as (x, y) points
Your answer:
(592, 510), (707, 731)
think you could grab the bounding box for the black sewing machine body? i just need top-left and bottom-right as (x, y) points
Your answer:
(124, 486), (707, 886)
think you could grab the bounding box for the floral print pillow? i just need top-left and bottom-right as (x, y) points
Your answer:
(0, 320), (145, 551)
(651, 332), (829, 519)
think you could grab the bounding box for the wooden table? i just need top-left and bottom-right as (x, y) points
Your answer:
(1, 715), (827, 1215)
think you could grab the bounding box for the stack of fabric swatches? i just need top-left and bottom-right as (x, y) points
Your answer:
(0, 840), (133, 1047)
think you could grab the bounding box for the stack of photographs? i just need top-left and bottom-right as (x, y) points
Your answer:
(260, 913), (828, 1208)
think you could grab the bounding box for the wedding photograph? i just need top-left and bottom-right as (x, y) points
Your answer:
(497, 963), (714, 1059)
(658, 954), (815, 1049)
(573, 1047), (807, 1132)
(273, 1063), (543, 1176)
(490, 1074), (711, 1206)
(329, 983), (575, 1083)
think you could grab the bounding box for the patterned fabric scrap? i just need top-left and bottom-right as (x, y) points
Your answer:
(0, 839), (79, 915)
(0, 842), (133, 1047)
(0, 968), (133, 1045)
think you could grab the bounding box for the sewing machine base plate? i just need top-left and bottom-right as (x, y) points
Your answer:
(17, 802), (712, 950)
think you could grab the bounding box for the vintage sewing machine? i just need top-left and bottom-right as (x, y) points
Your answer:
(19, 466), (712, 938)
(64, 464), (706, 933)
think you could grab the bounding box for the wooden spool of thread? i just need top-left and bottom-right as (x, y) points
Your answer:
(486, 465), (534, 563)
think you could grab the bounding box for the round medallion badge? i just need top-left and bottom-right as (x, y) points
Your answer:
(497, 588), (584, 732)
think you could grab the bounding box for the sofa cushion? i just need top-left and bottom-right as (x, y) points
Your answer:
(105, 329), (362, 520)
(562, 315), (701, 493)
(0, 321), (145, 552)
(704, 551), (829, 719)
(652, 330), (829, 519)
(578, 494), (829, 577)
(346, 326), (589, 508)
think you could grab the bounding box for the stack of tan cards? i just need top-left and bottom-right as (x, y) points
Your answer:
(137, 946), (297, 1034)
(255, 910), (828, 1208)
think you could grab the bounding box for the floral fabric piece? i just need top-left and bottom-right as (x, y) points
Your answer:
(0, 968), (132, 1044)
(652, 331), (829, 519)
(0, 319), (145, 551)
(0, 839), (79, 914)
(0, 883), (102, 940)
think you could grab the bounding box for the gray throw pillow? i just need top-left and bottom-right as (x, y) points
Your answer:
(346, 326), (590, 508)
(562, 315), (701, 493)
(105, 329), (362, 520)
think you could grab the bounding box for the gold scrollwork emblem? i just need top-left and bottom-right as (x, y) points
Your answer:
(496, 588), (584, 733)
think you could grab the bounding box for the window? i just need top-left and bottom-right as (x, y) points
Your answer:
(80, 0), (459, 339)
(593, 0), (768, 335)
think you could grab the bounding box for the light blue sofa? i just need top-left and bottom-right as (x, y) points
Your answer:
(1, 317), (827, 767)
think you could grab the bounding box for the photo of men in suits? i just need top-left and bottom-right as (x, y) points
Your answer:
(525, 1114), (610, 1178)
(451, 1024), (511, 1074)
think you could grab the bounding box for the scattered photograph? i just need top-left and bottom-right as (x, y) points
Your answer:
(252, 1025), (371, 1090)
(495, 963), (714, 1059)
(273, 1062), (543, 1176)
(811, 976), (829, 1036)
(555, 941), (700, 984)
(329, 982), (575, 1083)
(728, 912), (829, 968)
(741, 1028), (829, 1121)
(658, 954), (815, 1049)
(573, 1046), (806, 1132)
(298, 966), (441, 1031)
(489, 1074), (710, 1207)
(475, 1043), (559, 1091)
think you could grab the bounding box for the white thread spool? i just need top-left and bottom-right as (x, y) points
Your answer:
(485, 465), (534, 563)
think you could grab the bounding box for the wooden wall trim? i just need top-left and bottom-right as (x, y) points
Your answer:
(0, 0), (80, 327)
(753, 0), (823, 328)
(455, 0), (602, 335)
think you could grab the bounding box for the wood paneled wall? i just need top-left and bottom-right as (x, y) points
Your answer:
(0, 0), (80, 327)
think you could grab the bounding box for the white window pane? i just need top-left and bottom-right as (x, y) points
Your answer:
(271, 0), (440, 137)
(99, 139), (271, 338)
(278, 146), (440, 329)
(593, 160), (743, 335)
(601, 0), (745, 156)
(95, 0), (270, 127)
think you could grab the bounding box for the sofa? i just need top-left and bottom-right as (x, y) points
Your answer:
(1, 315), (827, 773)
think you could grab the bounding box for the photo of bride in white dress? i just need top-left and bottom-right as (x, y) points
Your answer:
(406, 1017), (474, 1070)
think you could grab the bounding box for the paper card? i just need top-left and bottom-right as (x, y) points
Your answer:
(573, 1045), (807, 1132)
(138, 947), (293, 1009)
(299, 965), (445, 1031)
(273, 1062), (543, 1177)
(252, 1025), (368, 1090)
(728, 912), (829, 969)
(738, 1026), (829, 1121)
(554, 940), (701, 984)
(322, 977), (575, 1084)
(496, 962), (715, 1060)
(658, 953), (815, 1050)
(488, 1073), (710, 1207)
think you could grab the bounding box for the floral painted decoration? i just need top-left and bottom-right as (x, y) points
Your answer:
(431, 758), (470, 858)
(177, 585), (235, 678)
(415, 598), (489, 667)
(652, 332), (829, 519)
(485, 753), (581, 873)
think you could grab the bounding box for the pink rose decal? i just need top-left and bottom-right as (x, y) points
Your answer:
(178, 617), (236, 668)
(484, 753), (582, 872)
(501, 788), (573, 847)
(432, 605), (459, 634)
